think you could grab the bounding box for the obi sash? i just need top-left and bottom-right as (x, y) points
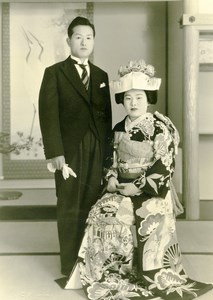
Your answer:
(113, 132), (154, 179)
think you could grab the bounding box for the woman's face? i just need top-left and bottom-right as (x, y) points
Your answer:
(123, 89), (148, 121)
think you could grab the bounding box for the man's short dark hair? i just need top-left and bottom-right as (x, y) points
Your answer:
(67, 16), (95, 38)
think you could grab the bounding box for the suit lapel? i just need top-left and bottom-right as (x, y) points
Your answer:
(62, 57), (89, 103)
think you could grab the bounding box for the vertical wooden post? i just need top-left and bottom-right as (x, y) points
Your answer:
(183, 0), (200, 219)
(0, 3), (3, 179)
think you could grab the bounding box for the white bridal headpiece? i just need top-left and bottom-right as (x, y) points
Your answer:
(110, 59), (161, 94)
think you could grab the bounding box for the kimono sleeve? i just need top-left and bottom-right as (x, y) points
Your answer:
(133, 121), (176, 198)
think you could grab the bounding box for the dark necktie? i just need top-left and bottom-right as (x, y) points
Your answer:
(78, 64), (89, 90)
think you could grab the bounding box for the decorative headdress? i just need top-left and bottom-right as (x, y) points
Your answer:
(110, 59), (161, 103)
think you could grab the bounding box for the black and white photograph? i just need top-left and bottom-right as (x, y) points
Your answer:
(0, 0), (213, 299)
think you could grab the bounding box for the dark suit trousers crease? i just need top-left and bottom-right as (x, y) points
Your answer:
(55, 129), (103, 275)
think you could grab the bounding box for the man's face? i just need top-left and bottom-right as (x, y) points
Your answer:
(67, 25), (94, 59)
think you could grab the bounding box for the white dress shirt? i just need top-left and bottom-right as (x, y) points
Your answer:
(70, 55), (90, 78)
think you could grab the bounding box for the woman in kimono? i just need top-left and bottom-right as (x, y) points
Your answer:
(65, 59), (213, 300)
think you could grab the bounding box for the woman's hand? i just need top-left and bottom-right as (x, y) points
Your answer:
(107, 176), (119, 193)
(116, 183), (140, 196)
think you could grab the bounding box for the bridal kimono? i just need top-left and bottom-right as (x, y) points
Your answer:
(65, 112), (213, 300)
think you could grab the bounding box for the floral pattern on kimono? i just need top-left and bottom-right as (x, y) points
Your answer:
(106, 112), (179, 198)
(66, 112), (213, 300)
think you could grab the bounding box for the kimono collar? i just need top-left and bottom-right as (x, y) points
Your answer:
(125, 113), (152, 132)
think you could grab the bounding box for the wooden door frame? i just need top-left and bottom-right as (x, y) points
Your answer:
(182, 0), (213, 219)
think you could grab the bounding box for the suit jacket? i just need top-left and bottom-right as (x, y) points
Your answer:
(39, 57), (112, 162)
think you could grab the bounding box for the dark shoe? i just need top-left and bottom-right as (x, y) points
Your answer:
(55, 276), (69, 289)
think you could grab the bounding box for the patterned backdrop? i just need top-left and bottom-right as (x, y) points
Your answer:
(2, 2), (93, 179)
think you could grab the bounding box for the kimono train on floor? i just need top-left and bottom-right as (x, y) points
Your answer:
(65, 112), (213, 300)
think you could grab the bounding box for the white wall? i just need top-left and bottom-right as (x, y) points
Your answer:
(93, 2), (167, 126)
(198, 0), (213, 13)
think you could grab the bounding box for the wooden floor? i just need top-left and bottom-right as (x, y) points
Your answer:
(0, 189), (213, 300)
(0, 220), (212, 300)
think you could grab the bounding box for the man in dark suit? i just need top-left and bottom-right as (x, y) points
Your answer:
(39, 16), (112, 276)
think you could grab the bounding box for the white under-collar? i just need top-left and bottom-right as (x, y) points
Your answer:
(125, 112), (152, 132)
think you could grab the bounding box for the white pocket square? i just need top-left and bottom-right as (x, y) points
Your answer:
(100, 82), (106, 88)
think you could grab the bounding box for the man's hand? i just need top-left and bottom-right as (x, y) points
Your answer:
(48, 155), (65, 170)
(47, 156), (77, 179)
